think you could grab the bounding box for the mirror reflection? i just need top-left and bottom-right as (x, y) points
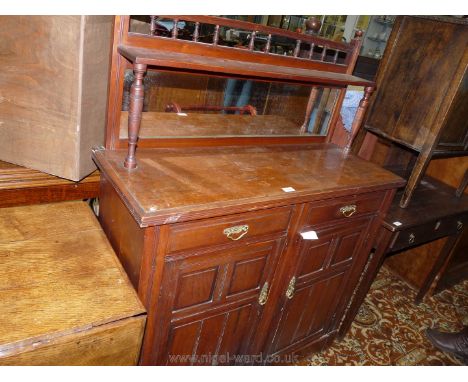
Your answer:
(120, 70), (340, 139)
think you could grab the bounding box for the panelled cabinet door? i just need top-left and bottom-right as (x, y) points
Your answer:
(265, 217), (373, 361)
(151, 238), (286, 365)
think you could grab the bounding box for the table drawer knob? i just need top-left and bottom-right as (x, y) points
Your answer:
(457, 221), (463, 231)
(408, 233), (415, 244)
(223, 224), (249, 241)
(340, 204), (357, 218)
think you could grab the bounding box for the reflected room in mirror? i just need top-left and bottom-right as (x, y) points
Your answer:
(119, 70), (340, 139)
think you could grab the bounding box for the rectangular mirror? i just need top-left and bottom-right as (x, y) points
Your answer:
(119, 70), (341, 140)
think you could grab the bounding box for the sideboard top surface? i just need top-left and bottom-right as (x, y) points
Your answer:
(93, 144), (404, 226)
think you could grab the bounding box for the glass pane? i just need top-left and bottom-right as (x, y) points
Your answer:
(120, 70), (340, 140)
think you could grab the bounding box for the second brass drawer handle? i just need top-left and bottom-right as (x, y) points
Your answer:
(223, 224), (249, 241)
(457, 221), (463, 231)
(340, 204), (357, 218)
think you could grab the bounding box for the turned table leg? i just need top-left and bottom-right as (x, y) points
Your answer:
(124, 63), (147, 169)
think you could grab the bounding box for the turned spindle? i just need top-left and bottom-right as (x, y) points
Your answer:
(124, 63), (147, 169)
(150, 16), (157, 36)
(294, 40), (301, 57)
(193, 22), (200, 42)
(249, 31), (257, 51)
(321, 45), (328, 61)
(345, 86), (374, 152)
(264, 34), (272, 53)
(308, 43), (315, 59)
(172, 19), (179, 38)
(213, 25), (220, 45)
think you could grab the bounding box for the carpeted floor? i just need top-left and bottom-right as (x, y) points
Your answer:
(307, 266), (468, 365)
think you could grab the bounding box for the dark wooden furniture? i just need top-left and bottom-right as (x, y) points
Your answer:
(339, 177), (468, 336)
(94, 146), (403, 365)
(0, 160), (100, 208)
(358, 16), (468, 208)
(0, 201), (146, 365)
(95, 16), (404, 365)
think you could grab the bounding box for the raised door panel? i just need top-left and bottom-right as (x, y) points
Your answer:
(266, 218), (372, 359)
(152, 238), (285, 365)
(165, 302), (255, 365)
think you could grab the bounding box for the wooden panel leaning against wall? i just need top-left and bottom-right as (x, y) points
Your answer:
(0, 16), (113, 181)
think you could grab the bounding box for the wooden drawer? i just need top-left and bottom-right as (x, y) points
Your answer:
(304, 192), (385, 226)
(391, 214), (467, 252)
(166, 206), (293, 254)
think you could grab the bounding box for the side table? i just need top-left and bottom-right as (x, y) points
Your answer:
(339, 176), (468, 337)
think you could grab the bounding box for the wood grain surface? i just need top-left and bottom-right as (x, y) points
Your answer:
(93, 145), (404, 227)
(118, 45), (374, 87)
(0, 16), (112, 181)
(0, 160), (100, 207)
(0, 201), (145, 364)
(119, 112), (303, 138)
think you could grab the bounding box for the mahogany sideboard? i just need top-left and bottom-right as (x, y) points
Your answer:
(94, 16), (404, 365)
(93, 145), (403, 364)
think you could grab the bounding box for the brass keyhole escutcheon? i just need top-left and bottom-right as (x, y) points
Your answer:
(223, 224), (249, 241)
(409, 233), (415, 244)
(339, 204), (357, 218)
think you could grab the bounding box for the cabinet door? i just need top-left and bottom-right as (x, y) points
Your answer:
(265, 217), (373, 360)
(151, 238), (285, 365)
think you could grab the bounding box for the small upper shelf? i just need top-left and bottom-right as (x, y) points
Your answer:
(118, 45), (375, 88)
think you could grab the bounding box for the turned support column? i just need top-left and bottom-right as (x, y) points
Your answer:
(300, 86), (320, 134)
(345, 86), (374, 152)
(124, 63), (147, 169)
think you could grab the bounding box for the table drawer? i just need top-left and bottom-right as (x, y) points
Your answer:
(304, 192), (385, 226)
(391, 215), (466, 252)
(166, 206), (293, 253)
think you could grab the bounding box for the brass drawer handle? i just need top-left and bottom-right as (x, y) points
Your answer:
(285, 276), (296, 299)
(339, 204), (357, 218)
(258, 282), (269, 306)
(223, 224), (249, 241)
(457, 221), (463, 231)
(409, 233), (415, 244)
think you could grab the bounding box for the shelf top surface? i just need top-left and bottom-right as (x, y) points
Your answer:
(0, 201), (145, 351)
(118, 45), (374, 87)
(383, 176), (468, 231)
(93, 144), (404, 226)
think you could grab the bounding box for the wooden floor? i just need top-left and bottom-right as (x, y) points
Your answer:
(306, 266), (468, 365)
